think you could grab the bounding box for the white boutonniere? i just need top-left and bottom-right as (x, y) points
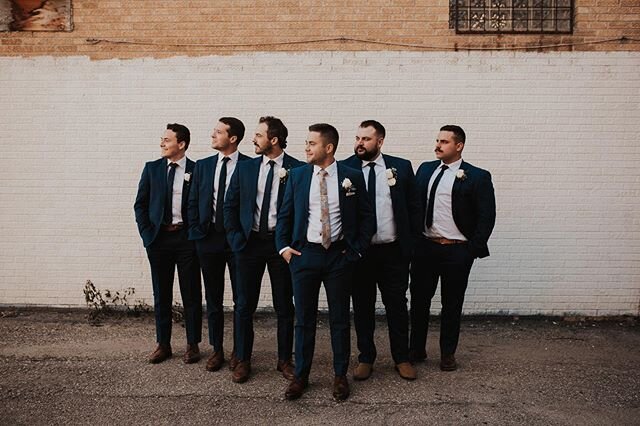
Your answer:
(184, 172), (191, 182)
(342, 178), (356, 196)
(386, 167), (397, 187)
(278, 167), (289, 184)
(456, 169), (467, 181)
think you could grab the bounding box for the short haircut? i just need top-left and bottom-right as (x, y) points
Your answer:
(259, 116), (288, 149)
(166, 123), (190, 150)
(219, 117), (245, 144)
(440, 125), (466, 144)
(359, 120), (386, 139)
(308, 123), (339, 151)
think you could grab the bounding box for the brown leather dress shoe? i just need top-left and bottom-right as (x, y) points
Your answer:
(285, 377), (308, 400)
(183, 344), (200, 364)
(352, 362), (373, 381)
(408, 349), (427, 364)
(206, 350), (225, 372)
(277, 359), (296, 381)
(440, 354), (457, 371)
(148, 344), (172, 364)
(232, 361), (251, 383)
(333, 375), (350, 402)
(395, 362), (417, 380)
(228, 352), (239, 371)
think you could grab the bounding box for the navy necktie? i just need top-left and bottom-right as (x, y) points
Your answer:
(163, 162), (178, 225)
(259, 160), (276, 238)
(367, 163), (377, 222)
(426, 165), (448, 228)
(215, 156), (230, 232)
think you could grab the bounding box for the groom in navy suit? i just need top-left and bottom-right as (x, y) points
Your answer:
(223, 116), (305, 383)
(410, 125), (496, 371)
(276, 123), (376, 402)
(134, 123), (202, 364)
(341, 120), (421, 381)
(187, 117), (251, 372)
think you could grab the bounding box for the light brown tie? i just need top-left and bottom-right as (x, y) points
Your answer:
(319, 169), (331, 249)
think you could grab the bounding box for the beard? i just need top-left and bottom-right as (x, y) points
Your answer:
(355, 147), (378, 161)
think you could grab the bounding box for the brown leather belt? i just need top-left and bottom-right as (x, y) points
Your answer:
(161, 223), (184, 232)
(428, 237), (466, 245)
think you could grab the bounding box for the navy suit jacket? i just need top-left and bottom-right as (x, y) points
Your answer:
(187, 152), (251, 252)
(341, 154), (421, 258)
(134, 157), (195, 248)
(275, 162), (376, 262)
(415, 160), (496, 259)
(224, 153), (305, 252)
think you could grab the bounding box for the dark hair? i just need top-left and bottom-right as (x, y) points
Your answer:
(166, 123), (190, 150)
(440, 125), (466, 144)
(219, 117), (245, 144)
(259, 116), (288, 149)
(359, 120), (386, 138)
(308, 123), (339, 151)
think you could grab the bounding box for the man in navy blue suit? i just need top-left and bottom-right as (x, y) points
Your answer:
(187, 117), (251, 372)
(410, 125), (496, 371)
(134, 123), (202, 364)
(276, 123), (376, 402)
(224, 116), (305, 383)
(341, 120), (421, 381)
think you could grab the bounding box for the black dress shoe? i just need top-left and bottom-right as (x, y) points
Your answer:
(440, 354), (457, 371)
(332, 375), (350, 402)
(148, 344), (172, 364)
(285, 377), (308, 400)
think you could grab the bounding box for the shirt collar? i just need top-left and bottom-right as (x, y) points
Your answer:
(440, 158), (462, 171)
(361, 153), (385, 170)
(219, 150), (240, 164)
(167, 156), (187, 169)
(314, 159), (337, 177)
(263, 152), (284, 167)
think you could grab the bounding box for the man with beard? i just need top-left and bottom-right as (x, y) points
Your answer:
(410, 125), (495, 371)
(341, 120), (421, 381)
(223, 116), (305, 383)
(188, 117), (251, 371)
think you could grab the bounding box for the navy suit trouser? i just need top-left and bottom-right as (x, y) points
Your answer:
(234, 232), (294, 362)
(409, 237), (474, 357)
(146, 228), (202, 346)
(289, 241), (354, 379)
(352, 241), (410, 365)
(196, 230), (237, 353)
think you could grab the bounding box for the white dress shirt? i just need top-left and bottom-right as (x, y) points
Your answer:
(167, 156), (187, 225)
(212, 150), (240, 221)
(307, 160), (342, 244)
(424, 158), (467, 241)
(252, 152), (284, 232)
(361, 154), (397, 244)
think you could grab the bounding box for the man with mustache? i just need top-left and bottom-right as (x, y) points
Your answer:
(410, 125), (496, 371)
(223, 116), (304, 383)
(341, 120), (421, 381)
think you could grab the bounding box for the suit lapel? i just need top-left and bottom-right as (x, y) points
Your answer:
(337, 163), (346, 217)
(451, 160), (467, 201)
(277, 154), (292, 210)
(301, 164), (313, 236)
(249, 156), (261, 211)
(208, 154), (219, 199)
(382, 154), (400, 216)
(181, 158), (194, 208)
(421, 161), (440, 212)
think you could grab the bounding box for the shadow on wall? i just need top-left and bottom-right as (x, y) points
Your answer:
(0, 0), (72, 31)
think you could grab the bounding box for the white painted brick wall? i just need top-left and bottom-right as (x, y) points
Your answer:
(1, 52), (639, 316)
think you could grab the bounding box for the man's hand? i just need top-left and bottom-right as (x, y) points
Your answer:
(281, 248), (302, 264)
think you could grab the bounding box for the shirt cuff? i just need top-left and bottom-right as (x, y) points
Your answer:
(279, 246), (291, 256)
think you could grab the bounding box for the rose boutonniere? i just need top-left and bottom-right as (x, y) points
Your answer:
(385, 167), (397, 187)
(456, 169), (467, 181)
(184, 172), (192, 182)
(278, 167), (289, 184)
(342, 178), (356, 196)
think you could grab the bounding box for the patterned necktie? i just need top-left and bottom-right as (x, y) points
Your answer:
(215, 156), (230, 232)
(259, 160), (276, 238)
(163, 162), (178, 225)
(319, 169), (331, 249)
(426, 165), (448, 228)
